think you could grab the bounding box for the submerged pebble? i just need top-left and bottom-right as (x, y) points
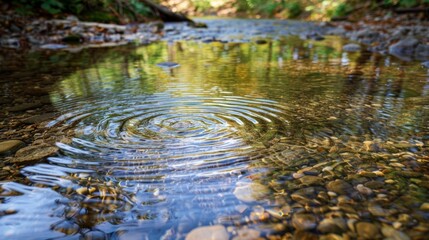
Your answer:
(186, 225), (229, 240)
(0, 140), (25, 156)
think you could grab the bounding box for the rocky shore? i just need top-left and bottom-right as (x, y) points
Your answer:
(1, 13), (428, 64)
(0, 14), (164, 51)
(323, 16), (429, 64)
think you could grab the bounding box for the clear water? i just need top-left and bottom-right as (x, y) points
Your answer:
(1, 29), (429, 239)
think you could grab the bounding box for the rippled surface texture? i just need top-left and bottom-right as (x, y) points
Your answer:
(1, 21), (429, 239)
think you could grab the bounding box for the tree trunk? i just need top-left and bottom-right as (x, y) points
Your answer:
(140, 0), (194, 23)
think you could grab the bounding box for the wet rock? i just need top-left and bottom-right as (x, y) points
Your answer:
(291, 187), (317, 204)
(420, 203), (429, 211)
(342, 43), (361, 52)
(422, 61), (429, 68)
(356, 222), (381, 239)
(356, 184), (373, 196)
(12, 143), (58, 164)
(293, 231), (318, 240)
(292, 213), (317, 231)
(82, 230), (106, 240)
(0, 140), (25, 156)
(52, 220), (79, 235)
(415, 44), (429, 59)
(186, 225), (228, 240)
(326, 179), (353, 195)
(233, 181), (269, 203)
(6, 102), (43, 112)
(381, 226), (410, 240)
(364, 180), (384, 189)
(388, 37), (419, 57)
(233, 228), (260, 240)
(317, 218), (347, 234)
(368, 202), (389, 217)
(299, 175), (323, 186)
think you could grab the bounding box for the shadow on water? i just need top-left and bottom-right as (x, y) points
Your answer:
(1, 29), (429, 239)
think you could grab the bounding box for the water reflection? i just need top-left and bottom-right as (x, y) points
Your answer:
(1, 34), (429, 239)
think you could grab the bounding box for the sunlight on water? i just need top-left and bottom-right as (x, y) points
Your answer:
(1, 21), (429, 239)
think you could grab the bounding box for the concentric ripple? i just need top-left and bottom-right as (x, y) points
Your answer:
(6, 91), (291, 236)
(48, 93), (290, 181)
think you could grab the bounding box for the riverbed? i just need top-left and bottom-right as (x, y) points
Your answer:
(1, 19), (428, 239)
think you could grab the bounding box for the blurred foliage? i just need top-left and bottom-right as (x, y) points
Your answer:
(10, 0), (154, 23)
(161, 0), (429, 20)
(8, 0), (429, 21)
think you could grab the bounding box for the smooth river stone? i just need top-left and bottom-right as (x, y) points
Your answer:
(317, 218), (347, 234)
(233, 228), (260, 240)
(299, 175), (324, 186)
(185, 225), (228, 240)
(0, 140), (25, 155)
(233, 181), (269, 202)
(381, 226), (410, 240)
(292, 213), (317, 231)
(326, 179), (353, 195)
(356, 222), (381, 239)
(12, 143), (58, 164)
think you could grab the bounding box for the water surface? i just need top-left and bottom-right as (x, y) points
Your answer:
(1, 24), (429, 239)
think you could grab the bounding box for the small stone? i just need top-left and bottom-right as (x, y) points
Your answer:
(358, 171), (377, 178)
(368, 202), (388, 217)
(356, 184), (373, 196)
(293, 172), (305, 179)
(388, 37), (419, 56)
(356, 222), (381, 239)
(364, 181), (384, 189)
(393, 222), (402, 229)
(186, 225), (228, 240)
(12, 143), (59, 164)
(420, 203), (429, 211)
(233, 228), (260, 240)
(82, 230), (106, 240)
(233, 181), (269, 202)
(317, 218), (347, 234)
(385, 179), (395, 184)
(299, 175), (323, 186)
(390, 162), (405, 168)
(327, 191), (337, 197)
(291, 187), (317, 204)
(415, 44), (429, 58)
(343, 43), (361, 52)
(0, 140), (25, 156)
(52, 220), (79, 235)
(292, 213), (317, 231)
(293, 231), (318, 240)
(326, 179), (353, 195)
(381, 226), (410, 240)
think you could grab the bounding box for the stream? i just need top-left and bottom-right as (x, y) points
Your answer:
(0, 19), (429, 239)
